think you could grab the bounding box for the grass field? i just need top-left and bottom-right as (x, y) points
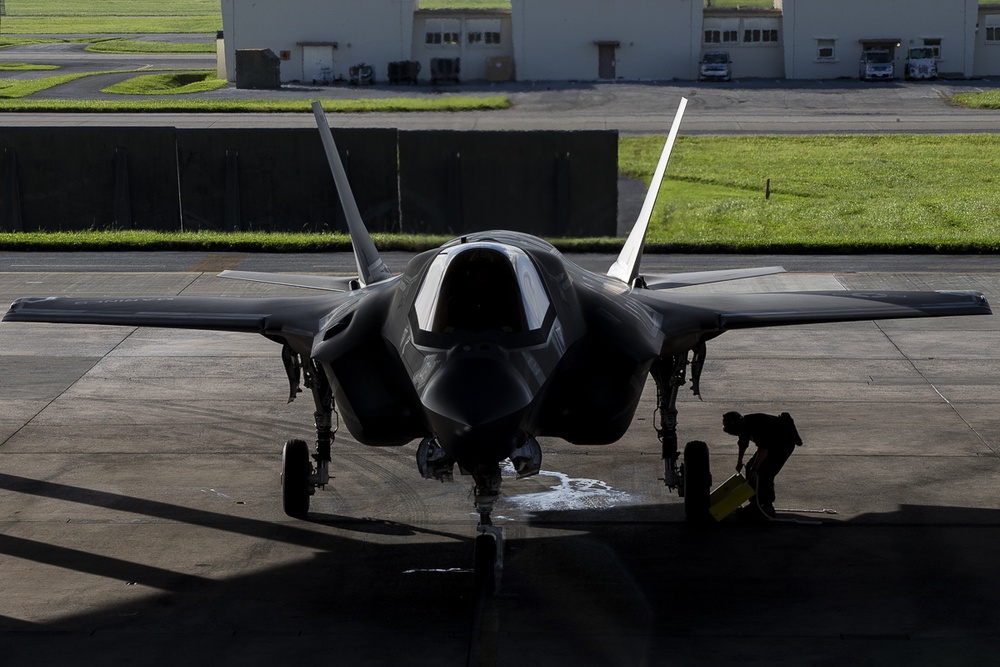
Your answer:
(623, 134), (1000, 251)
(86, 38), (215, 54)
(0, 91), (511, 111)
(101, 71), (227, 95)
(1, 0), (221, 34)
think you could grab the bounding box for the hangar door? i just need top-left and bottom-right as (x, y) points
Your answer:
(301, 43), (336, 83)
(860, 39), (900, 59)
(595, 41), (619, 79)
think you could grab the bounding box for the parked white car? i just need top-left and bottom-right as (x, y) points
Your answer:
(699, 51), (732, 82)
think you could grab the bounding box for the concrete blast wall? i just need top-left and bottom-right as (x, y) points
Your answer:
(0, 127), (617, 237)
(0, 127), (181, 232)
(177, 128), (398, 233)
(399, 131), (617, 237)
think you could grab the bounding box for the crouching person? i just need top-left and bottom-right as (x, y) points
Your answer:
(722, 411), (802, 521)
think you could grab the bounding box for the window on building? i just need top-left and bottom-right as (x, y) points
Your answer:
(923, 38), (942, 59)
(425, 19), (461, 47)
(987, 17), (1000, 44)
(816, 39), (836, 61)
(743, 28), (779, 43)
(703, 18), (739, 46)
(704, 29), (739, 45)
(467, 19), (501, 47)
(742, 18), (779, 44)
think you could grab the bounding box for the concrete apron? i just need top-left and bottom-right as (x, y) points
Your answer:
(0, 267), (997, 665)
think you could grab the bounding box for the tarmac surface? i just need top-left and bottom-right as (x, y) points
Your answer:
(0, 252), (998, 666)
(2, 35), (1000, 667)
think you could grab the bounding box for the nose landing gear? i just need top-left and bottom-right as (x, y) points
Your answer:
(472, 463), (504, 594)
(681, 440), (712, 524)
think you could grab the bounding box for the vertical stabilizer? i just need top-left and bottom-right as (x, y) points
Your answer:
(312, 101), (393, 286)
(608, 97), (688, 286)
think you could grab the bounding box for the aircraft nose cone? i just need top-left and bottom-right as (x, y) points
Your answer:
(421, 355), (533, 467)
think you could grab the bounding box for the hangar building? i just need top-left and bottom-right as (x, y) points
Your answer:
(218, 0), (1000, 83)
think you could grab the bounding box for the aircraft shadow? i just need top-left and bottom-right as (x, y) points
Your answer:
(1, 473), (999, 666)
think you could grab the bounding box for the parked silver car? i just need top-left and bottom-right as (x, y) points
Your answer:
(859, 50), (894, 81)
(699, 51), (732, 82)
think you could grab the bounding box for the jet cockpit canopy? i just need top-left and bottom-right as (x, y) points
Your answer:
(413, 242), (550, 334)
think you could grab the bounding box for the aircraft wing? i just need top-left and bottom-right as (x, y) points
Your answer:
(218, 270), (356, 292)
(2, 294), (344, 337)
(636, 289), (991, 336)
(641, 266), (786, 290)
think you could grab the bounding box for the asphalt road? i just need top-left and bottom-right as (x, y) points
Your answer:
(2, 38), (1000, 133)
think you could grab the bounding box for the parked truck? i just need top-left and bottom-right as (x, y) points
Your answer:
(904, 47), (937, 80)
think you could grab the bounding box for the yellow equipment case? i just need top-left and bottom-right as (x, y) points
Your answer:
(709, 473), (756, 521)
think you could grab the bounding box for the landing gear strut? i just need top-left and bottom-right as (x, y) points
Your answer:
(280, 347), (337, 519)
(472, 463), (504, 594)
(652, 345), (712, 523)
(418, 438), (542, 594)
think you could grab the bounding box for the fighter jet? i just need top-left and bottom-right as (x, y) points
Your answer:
(3, 100), (991, 588)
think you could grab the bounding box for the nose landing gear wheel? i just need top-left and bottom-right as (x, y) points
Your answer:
(282, 438), (312, 519)
(683, 440), (711, 524)
(473, 533), (497, 595)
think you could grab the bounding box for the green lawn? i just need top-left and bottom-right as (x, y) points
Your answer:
(622, 134), (1000, 252)
(1, 0), (221, 33)
(952, 90), (1000, 109)
(101, 71), (227, 95)
(86, 39), (216, 54)
(418, 0), (511, 9)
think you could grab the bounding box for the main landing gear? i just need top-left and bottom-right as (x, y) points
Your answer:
(652, 348), (712, 524)
(280, 352), (335, 519)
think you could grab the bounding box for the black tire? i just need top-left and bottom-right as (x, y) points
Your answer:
(683, 440), (712, 524)
(473, 533), (496, 595)
(282, 439), (311, 519)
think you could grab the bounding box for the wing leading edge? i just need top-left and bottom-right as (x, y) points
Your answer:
(637, 289), (991, 337)
(218, 270), (355, 292)
(2, 294), (343, 337)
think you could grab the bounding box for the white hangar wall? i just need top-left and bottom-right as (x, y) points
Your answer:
(220, 0), (1000, 83)
(220, 0), (415, 84)
(974, 5), (1000, 76)
(411, 10), (514, 82)
(510, 0), (701, 81)
(701, 8), (784, 79)
(780, 0), (978, 79)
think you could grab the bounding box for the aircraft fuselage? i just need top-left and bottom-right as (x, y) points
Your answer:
(312, 231), (665, 468)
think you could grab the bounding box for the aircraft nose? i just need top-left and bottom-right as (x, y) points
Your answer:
(420, 355), (534, 467)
